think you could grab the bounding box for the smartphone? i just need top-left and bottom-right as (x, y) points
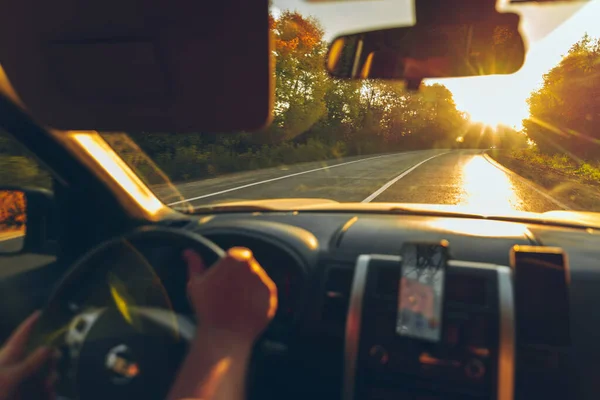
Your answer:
(396, 241), (449, 342)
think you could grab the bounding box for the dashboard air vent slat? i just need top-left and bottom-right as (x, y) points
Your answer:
(321, 267), (353, 331)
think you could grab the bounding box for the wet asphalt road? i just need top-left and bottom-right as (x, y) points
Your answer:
(163, 149), (563, 213)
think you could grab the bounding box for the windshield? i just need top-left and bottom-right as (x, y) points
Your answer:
(103, 0), (600, 216)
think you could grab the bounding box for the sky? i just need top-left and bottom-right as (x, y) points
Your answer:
(273, 0), (598, 129)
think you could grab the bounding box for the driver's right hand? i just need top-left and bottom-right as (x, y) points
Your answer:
(183, 247), (278, 345)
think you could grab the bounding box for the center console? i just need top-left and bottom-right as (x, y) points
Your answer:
(344, 254), (514, 400)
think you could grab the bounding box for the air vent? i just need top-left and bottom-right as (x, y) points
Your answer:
(321, 267), (353, 331)
(375, 266), (398, 297)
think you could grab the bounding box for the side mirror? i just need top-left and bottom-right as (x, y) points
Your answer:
(0, 187), (57, 255)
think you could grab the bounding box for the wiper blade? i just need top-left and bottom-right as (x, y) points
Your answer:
(189, 204), (278, 214)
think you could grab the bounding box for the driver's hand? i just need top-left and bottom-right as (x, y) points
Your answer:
(183, 247), (277, 344)
(0, 311), (59, 400)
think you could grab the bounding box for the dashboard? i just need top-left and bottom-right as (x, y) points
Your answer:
(180, 211), (600, 400)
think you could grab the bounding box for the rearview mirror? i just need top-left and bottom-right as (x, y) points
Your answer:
(0, 187), (56, 255)
(326, 12), (525, 81)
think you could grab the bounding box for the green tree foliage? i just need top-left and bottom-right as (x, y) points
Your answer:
(525, 34), (600, 159)
(0, 130), (52, 189)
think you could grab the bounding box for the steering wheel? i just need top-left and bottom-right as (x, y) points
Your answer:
(26, 226), (226, 400)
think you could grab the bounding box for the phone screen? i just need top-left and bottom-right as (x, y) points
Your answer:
(396, 242), (448, 342)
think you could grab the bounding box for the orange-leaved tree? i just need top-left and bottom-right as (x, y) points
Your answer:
(0, 190), (25, 230)
(268, 11), (329, 141)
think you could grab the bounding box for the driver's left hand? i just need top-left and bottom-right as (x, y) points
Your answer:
(0, 311), (59, 400)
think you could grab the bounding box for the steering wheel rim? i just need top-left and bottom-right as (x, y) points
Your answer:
(27, 225), (226, 400)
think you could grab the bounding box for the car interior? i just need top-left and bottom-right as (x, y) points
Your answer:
(0, 0), (597, 399)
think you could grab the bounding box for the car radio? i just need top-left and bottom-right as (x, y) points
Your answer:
(344, 246), (512, 400)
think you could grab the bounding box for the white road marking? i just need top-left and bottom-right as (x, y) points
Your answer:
(168, 151), (428, 205)
(362, 153), (450, 203)
(483, 153), (571, 210)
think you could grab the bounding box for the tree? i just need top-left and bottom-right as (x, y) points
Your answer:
(0, 190), (25, 229)
(269, 11), (329, 141)
(524, 34), (600, 160)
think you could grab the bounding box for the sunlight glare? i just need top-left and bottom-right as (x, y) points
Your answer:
(425, 218), (529, 238)
(459, 156), (523, 213)
(458, 79), (529, 128)
(435, 0), (600, 129)
(71, 134), (164, 215)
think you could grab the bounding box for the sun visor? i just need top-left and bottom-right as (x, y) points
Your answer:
(0, 0), (272, 132)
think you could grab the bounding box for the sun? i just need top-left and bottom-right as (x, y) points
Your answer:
(464, 106), (517, 130)
(441, 74), (530, 130)
(429, 0), (600, 132)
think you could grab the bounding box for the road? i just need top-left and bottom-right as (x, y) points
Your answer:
(162, 149), (564, 214)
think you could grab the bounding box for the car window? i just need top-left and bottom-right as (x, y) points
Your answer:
(0, 130), (52, 189)
(0, 129), (55, 274)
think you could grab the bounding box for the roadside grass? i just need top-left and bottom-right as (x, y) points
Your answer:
(117, 138), (386, 184)
(488, 148), (600, 211)
(510, 148), (600, 184)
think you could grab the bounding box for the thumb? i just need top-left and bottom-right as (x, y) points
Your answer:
(13, 347), (52, 381)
